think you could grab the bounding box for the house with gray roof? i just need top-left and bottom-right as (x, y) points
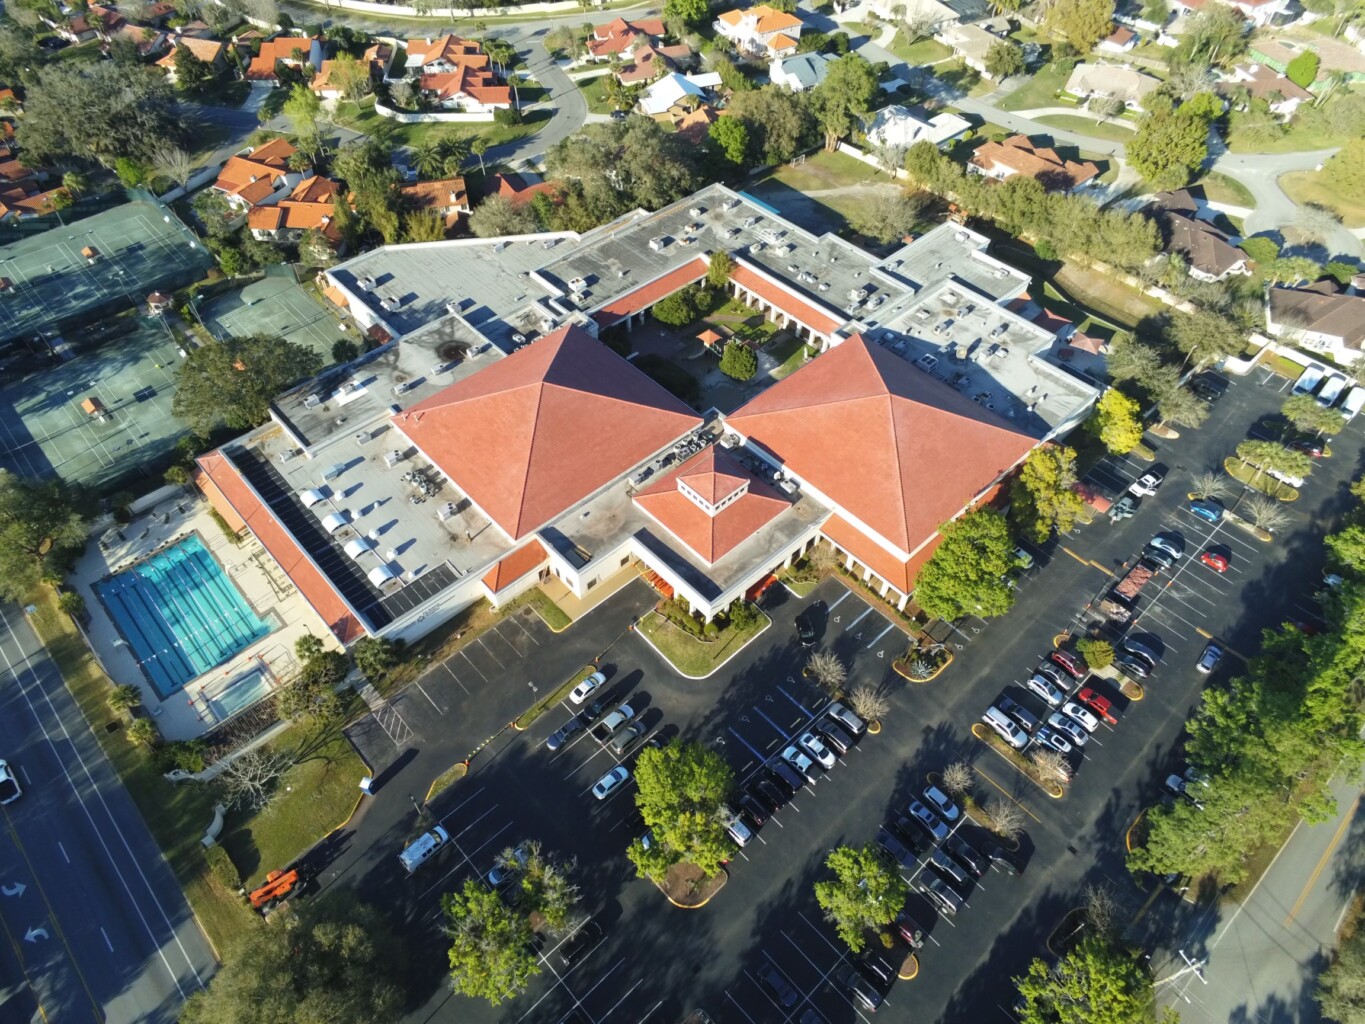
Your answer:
(769, 51), (836, 91)
(1266, 281), (1365, 365)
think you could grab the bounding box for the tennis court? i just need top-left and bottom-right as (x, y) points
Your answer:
(200, 273), (343, 361)
(0, 199), (212, 342)
(0, 313), (188, 489)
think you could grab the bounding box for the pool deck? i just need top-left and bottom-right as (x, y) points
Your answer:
(71, 489), (343, 741)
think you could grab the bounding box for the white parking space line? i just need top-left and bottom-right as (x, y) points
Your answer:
(866, 623), (896, 649)
(776, 682), (815, 718)
(507, 613), (541, 645)
(724, 990), (761, 1024)
(460, 649), (489, 683)
(442, 661), (470, 695)
(827, 591), (851, 612)
(415, 682), (443, 714)
(842, 606), (873, 631)
(596, 978), (645, 1022)
(478, 637), (506, 669)
(435, 785), (488, 825)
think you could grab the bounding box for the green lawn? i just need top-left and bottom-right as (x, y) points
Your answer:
(996, 63), (1070, 111)
(1194, 172), (1256, 209)
(1280, 169), (1365, 228)
(888, 34), (953, 65)
(1047, 261), (1164, 329)
(28, 588), (366, 950)
(768, 333), (810, 380)
(756, 149), (878, 193)
(636, 608), (770, 678)
(52, 40), (104, 64)
(1033, 113), (1136, 143)
(334, 96), (550, 150)
(575, 75), (624, 115)
(1227, 109), (1359, 153)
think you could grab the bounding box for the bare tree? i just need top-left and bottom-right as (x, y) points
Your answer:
(807, 543), (838, 575)
(1245, 491), (1291, 533)
(807, 651), (847, 696)
(154, 146), (196, 190)
(1190, 469), (1228, 501)
(1297, 203), (1340, 243)
(941, 761), (975, 798)
(984, 797), (1027, 841)
(217, 749), (292, 810)
(1083, 883), (1121, 937)
(847, 684), (890, 723)
(389, 80), (416, 110)
(1029, 747), (1072, 786)
(898, 11), (937, 43)
(871, 142), (907, 179)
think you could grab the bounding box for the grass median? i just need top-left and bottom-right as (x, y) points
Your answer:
(635, 608), (770, 679)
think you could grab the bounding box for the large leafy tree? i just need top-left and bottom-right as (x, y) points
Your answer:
(172, 333), (324, 435)
(628, 740), (735, 878)
(174, 43), (218, 92)
(811, 54), (880, 149)
(1043, 0), (1114, 52)
(1011, 445), (1086, 543)
(913, 509), (1017, 621)
(17, 63), (187, 166)
(468, 195), (539, 238)
(180, 893), (404, 1024)
(1128, 104), (1210, 191)
(708, 117), (750, 165)
(727, 85), (817, 165)
(813, 844), (909, 953)
(1163, 308), (1242, 370)
(333, 137), (402, 243)
(0, 472), (87, 601)
(1235, 440), (1312, 483)
(442, 879), (539, 1005)
(1171, 5), (1248, 66)
(1319, 921), (1365, 1024)
(547, 118), (700, 221)
(663, 0), (710, 24)
(1092, 389), (1145, 454)
(1014, 937), (1156, 1024)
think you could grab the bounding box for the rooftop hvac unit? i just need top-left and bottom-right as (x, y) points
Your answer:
(818, 282), (830, 292)
(744, 216), (760, 227)
(367, 565), (397, 587)
(955, 231), (969, 242)
(437, 502), (457, 521)
(298, 488), (326, 507)
(648, 236), (666, 251)
(750, 241), (765, 253)
(321, 511), (349, 534)
(344, 537), (373, 559)
(688, 206), (704, 218)
(355, 431), (374, 446)
(724, 227), (739, 239)
(279, 447), (301, 463)
(383, 449), (404, 468)
(995, 268), (1010, 279)
(543, 237), (557, 249)
(943, 290), (958, 304)
(512, 332), (526, 345)
(722, 198), (740, 211)
(322, 462), (348, 481)
(303, 394), (322, 408)
(569, 277), (587, 291)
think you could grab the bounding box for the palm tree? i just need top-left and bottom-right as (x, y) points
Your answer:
(438, 135), (471, 177)
(61, 171), (89, 197)
(411, 139), (444, 179)
(471, 137), (488, 175)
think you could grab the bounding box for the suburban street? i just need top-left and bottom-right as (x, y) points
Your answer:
(305, 366), (1365, 1022)
(0, 602), (217, 1024)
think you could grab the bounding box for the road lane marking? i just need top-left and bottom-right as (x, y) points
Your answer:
(100, 927), (113, 953)
(1284, 793), (1360, 926)
(57, 842), (70, 865)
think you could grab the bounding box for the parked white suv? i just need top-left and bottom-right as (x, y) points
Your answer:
(982, 707), (1028, 749)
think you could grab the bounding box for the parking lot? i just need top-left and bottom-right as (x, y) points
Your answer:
(326, 368), (1365, 1024)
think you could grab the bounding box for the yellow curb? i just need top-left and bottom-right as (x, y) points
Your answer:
(970, 724), (1065, 799)
(867, 720), (882, 735)
(1125, 807), (1147, 854)
(1052, 633), (1070, 648)
(898, 954), (919, 980)
(892, 650), (954, 683)
(1223, 457), (1299, 501)
(654, 866), (728, 909)
(424, 761), (468, 804)
(1124, 680), (1145, 701)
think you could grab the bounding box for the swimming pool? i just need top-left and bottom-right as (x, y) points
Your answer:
(204, 668), (274, 723)
(96, 535), (273, 699)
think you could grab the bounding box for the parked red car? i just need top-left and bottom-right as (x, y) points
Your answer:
(1077, 686), (1117, 725)
(1199, 550), (1229, 573)
(1049, 649), (1088, 680)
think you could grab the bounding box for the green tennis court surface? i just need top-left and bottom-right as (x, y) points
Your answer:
(200, 273), (343, 362)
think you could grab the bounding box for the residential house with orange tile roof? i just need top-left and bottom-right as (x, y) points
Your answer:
(486, 171), (558, 205)
(615, 42), (696, 84)
(968, 135), (1100, 192)
(212, 138), (307, 210)
(399, 177), (471, 230)
(1219, 62), (1312, 119)
(106, 22), (172, 58)
(247, 175), (348, 243)
(0, 185), (67, 221)
(156, 35), (227, 82)
(311, 43), (394, 98)
(245, 34), (324, 84)
(586, 16), (666, 58)
(713, 4), (804, 58)
(419, 66), (513, 112)
(675, 104), (720, 144)
(403, 35), (491, 74)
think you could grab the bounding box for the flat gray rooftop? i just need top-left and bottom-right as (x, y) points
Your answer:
(878, 278), (1098, 435)
(877, 223), (1031, 305)
(274, 316), (504, 449)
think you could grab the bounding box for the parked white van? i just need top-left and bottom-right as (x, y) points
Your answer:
(1317, 373), (1348, 409)
(982, 706), (1029, 750)
(1343, 386), (1365, 422)
(399, 825), (450, 874)
(1293, 364), (1325, 396)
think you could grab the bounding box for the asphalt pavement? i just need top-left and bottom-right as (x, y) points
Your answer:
(0, 602), (217, 1024)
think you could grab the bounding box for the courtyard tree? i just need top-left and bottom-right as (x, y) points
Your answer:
(172, 333), (324, 435)
(847, 684), (890, 723)
(1013, 936), (1158, 1024)
(727, 86), (816, 165)
(940, 761), (975, 798)
(1282, 393), (1346, 436)
(629, 740), (735, 878)
(1104, 338), (1165, 390)
(652, 287), (701, 327)
(1075, 638), (1114, 670)
(217, 748), (292, 810)
(1163, 307), (1241, 369)
(180, 892), (404, 1024)
(913, 509), (1017, 622)
(707, 250), (734, 289)
(1010, 444), (1087, 542)
(719, 340), (758, 381)
(107, 684), (143, 717)
(1153, 384), (1209, 431)
(810, 54), (879, 150)
(276, 634), (348, 723)
(1091, 388), (1145, 454)
(813, 843), (910, 952)
(0, 472), (87, 602)
(502, 841), (581, 933)
(442, 878), (539, 1005)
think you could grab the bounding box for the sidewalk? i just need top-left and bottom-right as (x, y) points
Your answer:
(541, 564), (649, 622)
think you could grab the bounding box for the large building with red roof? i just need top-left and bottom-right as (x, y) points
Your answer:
(198, 186), (1097, 644)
